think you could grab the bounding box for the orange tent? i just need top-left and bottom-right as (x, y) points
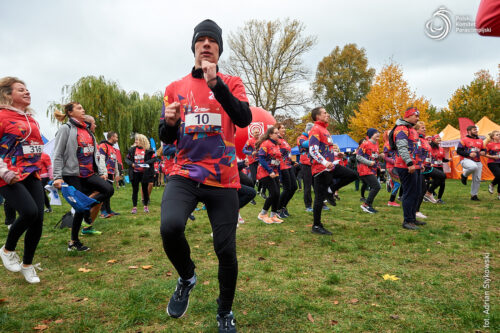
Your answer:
(439, 117), (500, 181)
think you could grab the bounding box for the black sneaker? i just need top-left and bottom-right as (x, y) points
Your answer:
(282, 207), (290, 217)
(167, 274), (197, 318)
(216, 311), (236, 333)
(311, 225), (332, 235)
(326, 194), (337, 206)
(471, 195), (480, 201)
(402, 222), (419, 230)
(436, 199), (445, 204)
(414, 220), (427, 226)
(68, 240), (90, 251)
(461, 174), (467, 185)
(250, 199), (256, 205)
(188, 214), (196, 221)
(277, 209), (288, 219)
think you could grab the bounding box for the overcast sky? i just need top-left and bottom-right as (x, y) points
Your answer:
(1, 0), (498, 139)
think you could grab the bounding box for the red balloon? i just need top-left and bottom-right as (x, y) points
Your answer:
(235, 106), (276, 160)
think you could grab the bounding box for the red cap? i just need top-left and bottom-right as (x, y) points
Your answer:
(432, 134), (440, 140)
(404, 107), (419, 118)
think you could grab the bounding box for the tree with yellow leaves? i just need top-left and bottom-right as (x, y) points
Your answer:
(349, 63), (436, 143)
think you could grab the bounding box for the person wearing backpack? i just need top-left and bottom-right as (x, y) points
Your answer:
(390, 107), (424, 230)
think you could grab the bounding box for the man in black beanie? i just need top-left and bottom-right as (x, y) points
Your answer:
(159, 19), (251, 333)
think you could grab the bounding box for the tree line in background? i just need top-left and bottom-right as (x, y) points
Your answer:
(47, 76), (162, 162)
(47, 19), (499, 156)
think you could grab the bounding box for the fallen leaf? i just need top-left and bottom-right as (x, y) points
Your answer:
(141, 265), (153, 270)
(207, 252), (212, 256)
(54, 319), (64, 324)
(57, 287), (65, 291)
(203, 281), (210, 285)
(349, 298), (359, 304)
(0, 298), (7, 303)
(331, 239), (336, 242)
(258, 257), (266, 261)
(392, 242), (396, 246)
(290, 230), (295, 233)
(78, 268), (91, 273)
(33, 324), (48, 331)
(306, 224), (312, 227)
(473, 216), (480, 220)
(333, 300), (339, 305)
(382, 274), (400, 281)
(97, 249), (105, 253)
(242, 310), (247, 315)
(116, 231), (122, 234)
(426, 248), (431, 252)
(267, 288), (272, 292)
(307, 313), (314, 323)
(330, 320), (338, 326)
(107, 259), (118, 264)
(390, 314), (400, 320)
(194, 245), (200, 248)
(128, 266), (138, 269)
(267, 241), (276, 245)
(166, 271), (172, 276)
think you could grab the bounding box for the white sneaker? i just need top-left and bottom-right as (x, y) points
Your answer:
(416, 212), (427, 219)
(488, 183), (494, 194)
(0, 245), (22, 272)
(424, 193), (437, 204)
(238, 214), (245, 224)
(20, 263), (41, 284)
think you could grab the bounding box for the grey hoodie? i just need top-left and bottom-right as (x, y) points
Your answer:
(52, 120), (106, 180)
(394, 118), (415, 166)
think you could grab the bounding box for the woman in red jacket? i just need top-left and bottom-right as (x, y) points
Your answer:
(276, 123), (297, 218)
(485, 130), (500, 199)
(356, 128), (382, 213)
(256, 127), (283, 224)
(429, 135), (449, 204)
(0, 77), (45, 284)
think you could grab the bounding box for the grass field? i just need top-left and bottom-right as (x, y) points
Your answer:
(0, 179), (498, 332)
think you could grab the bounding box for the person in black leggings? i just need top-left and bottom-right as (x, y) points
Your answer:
(52, 102), (114, 251)
(485, 130), (500, 199)
(159, 19), (252, 332)
(276, 123), (298, 218)
(0, 76), (45, 283)
(428, 135), (448, 204)
(125, 134), (156, 214)
(256, 127), (284, 224)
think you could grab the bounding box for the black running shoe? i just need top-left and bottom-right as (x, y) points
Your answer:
(326, 194), (337, 206)
(250, 199), (256, 205)
(282, 207), (290, 217)
(311, 225), (332, 235)
(217, 311), (236, 333)
(402, 222), (419, 230)
(414, 220), (427, 226)
(188, 214), (196, 221)
(461, 174), (467, 185)
(471, 195), (480, 201)
(167, 274), (197, 318)
(68, 240), (90, 252)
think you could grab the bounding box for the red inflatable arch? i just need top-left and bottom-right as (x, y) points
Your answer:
(235, 106), (276, 160)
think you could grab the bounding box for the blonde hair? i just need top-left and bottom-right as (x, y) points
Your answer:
(0, 76), (34, 113)
(414, 121), (425, 131)
(54, 102), (80, 123)
(135, 134), (150, 150)
(484, 130), (500, 145)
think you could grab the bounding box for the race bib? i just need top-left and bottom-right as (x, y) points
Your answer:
(22, 144), (43, 155)
(270, 159), (280, 166)
(185, 112), (221, 134)
(435, 160), (443, 165)
(82, 146), (94, 155)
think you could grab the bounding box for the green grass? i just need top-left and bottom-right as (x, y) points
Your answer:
(0, 180), (498, 332)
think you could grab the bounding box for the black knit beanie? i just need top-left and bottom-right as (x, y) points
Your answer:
(191, 19), (223, 56)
